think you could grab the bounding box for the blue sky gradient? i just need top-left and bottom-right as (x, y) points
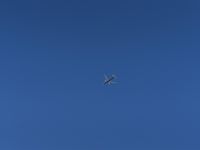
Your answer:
(0, 0), (200, 149)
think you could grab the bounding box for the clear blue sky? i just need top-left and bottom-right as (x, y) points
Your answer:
(0, 0), (200, 149)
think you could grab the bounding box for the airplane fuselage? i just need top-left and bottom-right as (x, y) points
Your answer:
(104, 76), (114, 84)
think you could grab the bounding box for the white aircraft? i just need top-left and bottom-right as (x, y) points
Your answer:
(104, 74), (117, 85)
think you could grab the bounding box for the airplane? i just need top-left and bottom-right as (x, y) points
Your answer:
(104, 74), (117, 85)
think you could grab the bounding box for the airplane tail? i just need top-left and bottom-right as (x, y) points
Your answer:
(112, 74), (117, 78)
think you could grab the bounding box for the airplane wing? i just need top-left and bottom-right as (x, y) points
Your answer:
(111, 81), (117, 84)
(107, 81), (117, 85)
(104, 74), (109, 80)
